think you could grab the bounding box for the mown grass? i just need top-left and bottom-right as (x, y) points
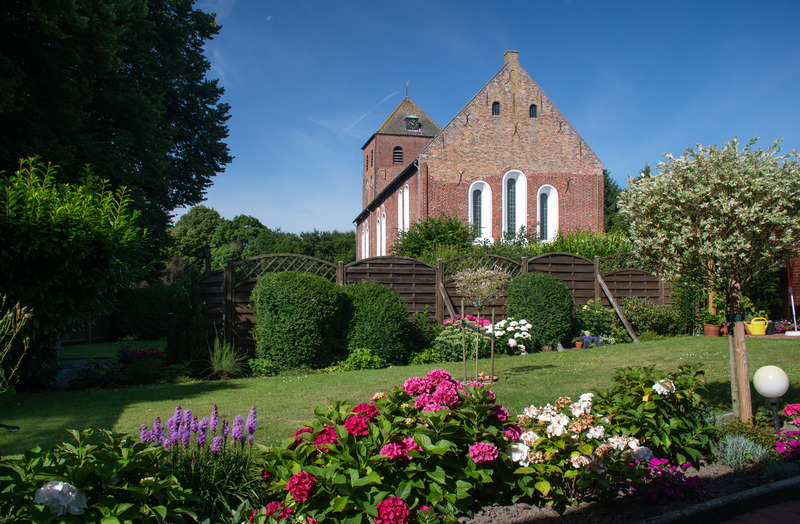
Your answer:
(59, 339), (167, 360)
(2, 335), (798, 458)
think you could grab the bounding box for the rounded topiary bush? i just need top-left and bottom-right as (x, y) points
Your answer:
(506, 272), (574, 349)
(620, 296), (684, 336)
(251, 272), (348, 370)
(341, 281), (413, 364)
(432, 325), (491, 362)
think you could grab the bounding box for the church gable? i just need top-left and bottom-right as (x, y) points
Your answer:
(419, 51), (601, 175)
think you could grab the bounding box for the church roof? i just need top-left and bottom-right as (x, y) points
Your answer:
(361, 97), (440, 149)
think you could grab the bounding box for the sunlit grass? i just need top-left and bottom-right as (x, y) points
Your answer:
(2, 335), (798, 458)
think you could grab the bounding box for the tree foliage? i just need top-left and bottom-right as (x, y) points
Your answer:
(603, 169), (628, 234)
(619, 137), (800, 313)
(169, 205), (222, 260)
(0, 158), (145, 386)
(392, 213), (478, 259)
(0, 0), (232, 250)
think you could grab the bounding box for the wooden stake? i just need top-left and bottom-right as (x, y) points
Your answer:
(461, 300), (466, 383)
(734, 321), (752, 423)
(490, 309), (496, 383)
(728, 331), (740, 417)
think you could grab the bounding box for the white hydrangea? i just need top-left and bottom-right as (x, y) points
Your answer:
(570, 454), (591, 469)
(507, 441), (531, 466)
(586, 425), (605, 439)
(653, 378), (675, 395)
(579, 392), (594, 403)
(547, 422), (567, 437)
(34, 481), (87, 516)
(631, 446), (654, 462)
(521, 430), (540, 446)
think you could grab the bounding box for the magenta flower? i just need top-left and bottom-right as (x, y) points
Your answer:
(344, 414), (370, 436)
(784, 404), (800, 416)
(503, 424), (523, 441)
(314, 425), (338, 451)
(262, 501), (293, 520)
(375, 496), (410, 524)
(380, 442), (406, 459)
(426, 368), (454, 386)
(291, 427), (313, 449)
(403, 376), (433, 396)
(491, 404), (509, 422)
(353, 402), (379, 420)
(469, 442), (499, 463)
(432, 381), (460, 408)
(246, 405), (258, 436)
(414, 393), (433, 410)
(286, 470), (317, 503)
(402, 437), (421, 453)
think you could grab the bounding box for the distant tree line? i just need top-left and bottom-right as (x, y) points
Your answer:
(169, 205), (356, 268)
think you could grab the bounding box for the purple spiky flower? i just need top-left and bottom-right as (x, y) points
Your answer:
(246, 406), (257, 436)
(210, 404), (219, 433)
(232, 414), (244, 443)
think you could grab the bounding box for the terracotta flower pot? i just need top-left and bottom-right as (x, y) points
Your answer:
(703, 324), (721, 337)
(574, 341), (584, 349)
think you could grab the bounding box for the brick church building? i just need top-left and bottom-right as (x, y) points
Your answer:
(354, 51), (604, 260)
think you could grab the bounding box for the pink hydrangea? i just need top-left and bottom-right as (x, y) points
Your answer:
(469, 442), (499, 463)
(402, 437), (421, 453)
(414, 393), (433, 410)
(503, 424), (523, 441)
(491, 404), (509, 422)
(314, 425), (338, 451)
(784, 404), (800, 416)
(258, 501), (292, 520)
(286, 470), (317, 503)
(426, 368), (454, 386)
(353, 402), (379, 420)
(380, 442), (407, 459)
(432, 381), (460, 408)
(344, 414), (370, 436)
(421, 402), (449, 413)
(291, 427), (313, 449)
(375, 496), (410, 524)
(403, 376), (433, 396)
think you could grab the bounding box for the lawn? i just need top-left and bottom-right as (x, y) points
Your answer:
(1, 335), (798, 457)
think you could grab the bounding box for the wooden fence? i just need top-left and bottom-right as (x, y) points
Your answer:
(197, 252), (669, 354)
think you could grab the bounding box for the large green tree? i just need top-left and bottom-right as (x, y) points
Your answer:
(0, 0), (231, 251)
(0, 159), (145, 387)
(169, 205), (222, 260)
(619, 137), (800, 421)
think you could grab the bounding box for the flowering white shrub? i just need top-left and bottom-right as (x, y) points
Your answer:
(33, 481), (87, 516)
(491, 317), (533, 354)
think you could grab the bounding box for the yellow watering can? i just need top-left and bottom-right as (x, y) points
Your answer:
(748, 317), (768, 336)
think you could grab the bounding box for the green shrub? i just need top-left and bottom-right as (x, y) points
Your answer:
(670, 282), (704, 335)
(712, 434), (769, 472)
(409, 347), (444, 365)
(327, 347), (387, 372)
(578, 299), (617, 336)
(166, 268), (208, 372)
(506, 273), (574, 349)
(593, 364), (718, 464)
(432, 325), (491, 362)
(342, 281), (414, 364)
(249, 357), (278, 377)
(619, 296), (684, 336)
(110, 282), (174, 340)
(0, 429), (197, 522)
(120, 347), (167, 384)
(67, 357), (127, 389)
(392, 213), (478, 259)
(251, 272), (348, 370)
(720, 417), (779, 454)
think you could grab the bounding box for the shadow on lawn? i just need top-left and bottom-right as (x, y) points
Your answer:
(504, 364), (558, 375)
(0, 380), (240, 457)
(703, 380), (800, 415)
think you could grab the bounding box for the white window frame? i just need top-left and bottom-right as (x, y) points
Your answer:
(502, 170), (527, 238)
(536, 184), (559, 242)
(403, 183), (410, 231)
(380, 211), (387, 255)
(468, 181), (493, 243)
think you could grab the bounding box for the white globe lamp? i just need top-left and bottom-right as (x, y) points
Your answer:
(752, 365), (790, 430)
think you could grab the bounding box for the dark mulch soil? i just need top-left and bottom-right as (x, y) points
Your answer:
(459, 463), (773, 523)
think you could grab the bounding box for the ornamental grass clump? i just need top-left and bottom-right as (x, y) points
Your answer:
(257, 368), (521, 522)
(139, 403), (269, 522)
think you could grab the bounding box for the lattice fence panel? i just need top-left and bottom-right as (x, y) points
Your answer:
(527, 252), (596, 305)
(233, 254), (337, 282)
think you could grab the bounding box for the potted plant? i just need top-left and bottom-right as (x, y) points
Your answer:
(700, 309), (723, 337)
(572, 335), (584, 349)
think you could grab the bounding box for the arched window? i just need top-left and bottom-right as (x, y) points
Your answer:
(393, 146), (403, 164)
(469, 181), (493, 242)
(529, 104), (538, 118)
(491, 102), (500, 116)
(375, 217), (381, 257)
(380, 211), (387, 255)
(397, 188), (404, 232)
(364, 226), (369, 258)
(403, 183), (410, 231)
(502, 170), (527, 238)
(537, 185), (559, 242)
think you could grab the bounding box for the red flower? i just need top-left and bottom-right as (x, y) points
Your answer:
(344, 414), (370, 436)
(353, 402), (379, 420)
(314, 425), (338, 451)
(286, 470), (317, 503)
(375, 496), (410, 524)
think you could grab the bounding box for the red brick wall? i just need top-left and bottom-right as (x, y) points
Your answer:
(362, 134), (432, 207)
(790, 258), (800, 306)
(417, 52), (603, 242)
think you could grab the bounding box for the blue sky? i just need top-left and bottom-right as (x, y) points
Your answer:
(184, 0), (800, 233)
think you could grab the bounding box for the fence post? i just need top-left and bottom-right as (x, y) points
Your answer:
(594, 256), (601, 302)
(436, 259), (444, 324)
(659, 278), (666, 305)
(224, 258), (234, 343)
(337, 261), (344, 285)
(520, 257), (528, 274)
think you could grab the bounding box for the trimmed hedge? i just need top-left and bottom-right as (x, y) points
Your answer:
(506, 272), (574, 349)
(251, 272), (348, 370)
(619, 296), (684, 336)
(341, 281), (414, 364)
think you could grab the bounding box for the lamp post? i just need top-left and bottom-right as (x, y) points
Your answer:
(752, 365), (790, 431)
